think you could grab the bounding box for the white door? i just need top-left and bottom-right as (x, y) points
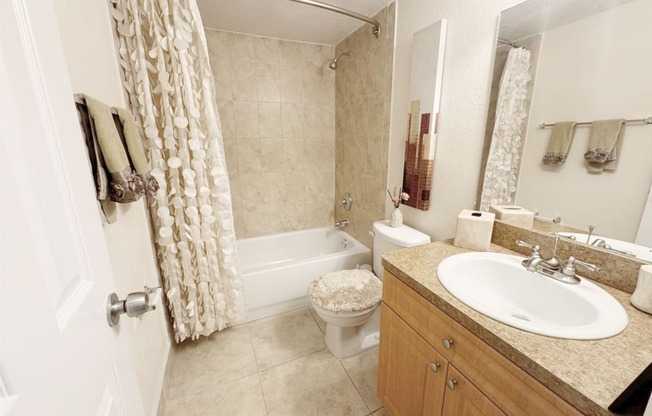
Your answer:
(1, 1), (145, 415)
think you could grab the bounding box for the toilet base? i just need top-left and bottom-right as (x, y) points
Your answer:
(324, 307), (380, 358)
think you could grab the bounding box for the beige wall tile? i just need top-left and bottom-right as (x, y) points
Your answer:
(226, 32), (255, 61)
(258, 102), (282, 137)
(256, 63), (280, 102)
(281, 103), (305, 138)
(253, 36), (279, 64)
(216, 100), (235, 137)
(230, 61), (258, 101)
(210, 58), (233, 100)
(233, 101), (259, 137)
(279, 66), (305, 103)
(237, 137), (262, 174)
(334, 5), (394, 247)
(277, 39), (303, 67)
(282, 138), (305, 171)
(208, 29), (337, 238)
(261, 138), (285, 172)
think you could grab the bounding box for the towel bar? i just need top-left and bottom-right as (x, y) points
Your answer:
(539, 116), (652, 129)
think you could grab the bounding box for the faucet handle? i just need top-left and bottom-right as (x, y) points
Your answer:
(561, 256), (600, 276)
(516, 240), (540, 254)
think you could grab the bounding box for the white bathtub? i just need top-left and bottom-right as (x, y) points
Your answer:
(235, 228), (371, 323)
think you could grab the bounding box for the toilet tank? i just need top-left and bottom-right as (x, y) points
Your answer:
(372, 220), (431, 280)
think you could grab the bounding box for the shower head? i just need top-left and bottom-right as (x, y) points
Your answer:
(328, 51), (351, 70)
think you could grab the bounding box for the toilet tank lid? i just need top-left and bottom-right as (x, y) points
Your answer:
(373, 220), (431, 247)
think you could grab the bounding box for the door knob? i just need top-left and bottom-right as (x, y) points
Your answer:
(446, 379), (458, 390)
(442, 338), (454, 349)
(429, 362), (441, 372)
(106, 286), (162, 327)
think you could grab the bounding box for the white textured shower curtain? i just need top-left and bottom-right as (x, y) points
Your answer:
(110, 0), (245, 342)
(480, 47), (531, 211)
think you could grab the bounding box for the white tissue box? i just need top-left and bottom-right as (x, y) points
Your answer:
(489, 205), (534, 228)
(453, 210), (495, 252)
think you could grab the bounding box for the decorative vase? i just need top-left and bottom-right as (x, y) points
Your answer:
(390, 208), (403, 228)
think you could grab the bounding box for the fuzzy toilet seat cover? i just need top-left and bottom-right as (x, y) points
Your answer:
(308, 269), (382, 313)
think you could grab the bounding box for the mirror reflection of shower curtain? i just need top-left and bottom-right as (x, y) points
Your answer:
(479, 47), (532, 211)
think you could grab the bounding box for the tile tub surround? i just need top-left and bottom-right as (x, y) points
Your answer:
(382, 240), (652, 416)
(492, 220), (648, 293)
(161, 308), (385, 416)
(334, 3), (395, 249)
(205, 30), (336, 239)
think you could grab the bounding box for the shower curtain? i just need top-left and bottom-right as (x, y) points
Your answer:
(479, 47), (532, 211)
(110, 0), (245, 342)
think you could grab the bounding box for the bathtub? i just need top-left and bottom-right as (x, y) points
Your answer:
(235, 227), (371, 323)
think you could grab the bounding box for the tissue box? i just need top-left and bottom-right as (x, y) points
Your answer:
(453, 210), (495, 252)
(489, 205), (534, 228)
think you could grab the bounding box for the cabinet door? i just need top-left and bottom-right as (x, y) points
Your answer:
(378, 303), (446, 416)
(442, 365), (506, 416)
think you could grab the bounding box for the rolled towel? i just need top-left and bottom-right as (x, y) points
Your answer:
(84, 95), (141, 202)
(542, 121), (576, 165)
(115, 108), (159, 196)
(584, 119), (625, 173)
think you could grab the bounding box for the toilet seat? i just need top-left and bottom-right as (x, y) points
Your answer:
(308, 269), (382, 313)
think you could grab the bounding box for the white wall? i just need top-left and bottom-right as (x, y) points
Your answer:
(516, 0), (652, 242)
(387, 0), (526, 240)
(52, 1), (170, 415)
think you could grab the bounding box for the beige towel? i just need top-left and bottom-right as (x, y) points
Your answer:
(115, 108), (159, 196)
(84, 95), (141, 203)
(542, 121), (576, 165)
(584, 119), (625, 173)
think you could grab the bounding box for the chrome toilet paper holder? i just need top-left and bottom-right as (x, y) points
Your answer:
(106, 285), (162, 327)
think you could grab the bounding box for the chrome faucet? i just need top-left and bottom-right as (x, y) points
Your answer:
(557, 256), (600, 284)
(335, 219), (349, 228)
(515, 240), (560, 272)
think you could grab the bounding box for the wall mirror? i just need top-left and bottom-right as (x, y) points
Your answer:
(481, 0), (652, 263)
(401, 19), (447, 211)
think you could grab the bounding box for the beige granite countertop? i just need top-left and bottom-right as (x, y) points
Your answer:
(382, 240), (652, 416)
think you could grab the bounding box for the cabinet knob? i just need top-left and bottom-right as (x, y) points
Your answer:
(429, 362), (441, 372)
(446, 379), (458, 390)
(442, 338), (454, 349)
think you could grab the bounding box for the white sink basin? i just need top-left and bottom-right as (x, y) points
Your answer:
(437, 252), (628, 339)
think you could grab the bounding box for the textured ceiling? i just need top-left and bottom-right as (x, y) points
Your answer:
(499, 0), (637, 41)
(196, 0), (391, 45)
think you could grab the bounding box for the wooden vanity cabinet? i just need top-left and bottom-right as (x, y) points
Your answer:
(378, 271), (584, 416)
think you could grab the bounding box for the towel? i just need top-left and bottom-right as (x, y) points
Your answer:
(76, 102), (117, 223)
(115, 108), (159, 196)
(542, 121), (576, 165)
(584, 119), (625, 173)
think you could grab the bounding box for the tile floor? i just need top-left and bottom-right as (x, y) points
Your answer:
(161, 307), (386, 416)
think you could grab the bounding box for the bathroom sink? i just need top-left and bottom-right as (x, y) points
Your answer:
(437, 252), (628, 340)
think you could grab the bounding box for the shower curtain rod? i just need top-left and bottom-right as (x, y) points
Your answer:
(497, 38), (519, 48)
(289, 0), (381, 38)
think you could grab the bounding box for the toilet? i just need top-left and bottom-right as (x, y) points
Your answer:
(308, 220), (430, 358)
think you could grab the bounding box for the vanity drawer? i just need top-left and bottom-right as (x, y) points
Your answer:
(382, 271), (583, 416)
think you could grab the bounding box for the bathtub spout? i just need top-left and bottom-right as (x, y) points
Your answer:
(335, 219), (349, 228)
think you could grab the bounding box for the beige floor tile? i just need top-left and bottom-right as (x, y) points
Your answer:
(165, 326), (258, 400)
(260, 350), (368, 416)
(165, 373), (267, 416)
(340, 348), (382, 412)
(307, 306), (327, 334)
(248, 308), (326, 370)
(372, 408), (386, 415)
